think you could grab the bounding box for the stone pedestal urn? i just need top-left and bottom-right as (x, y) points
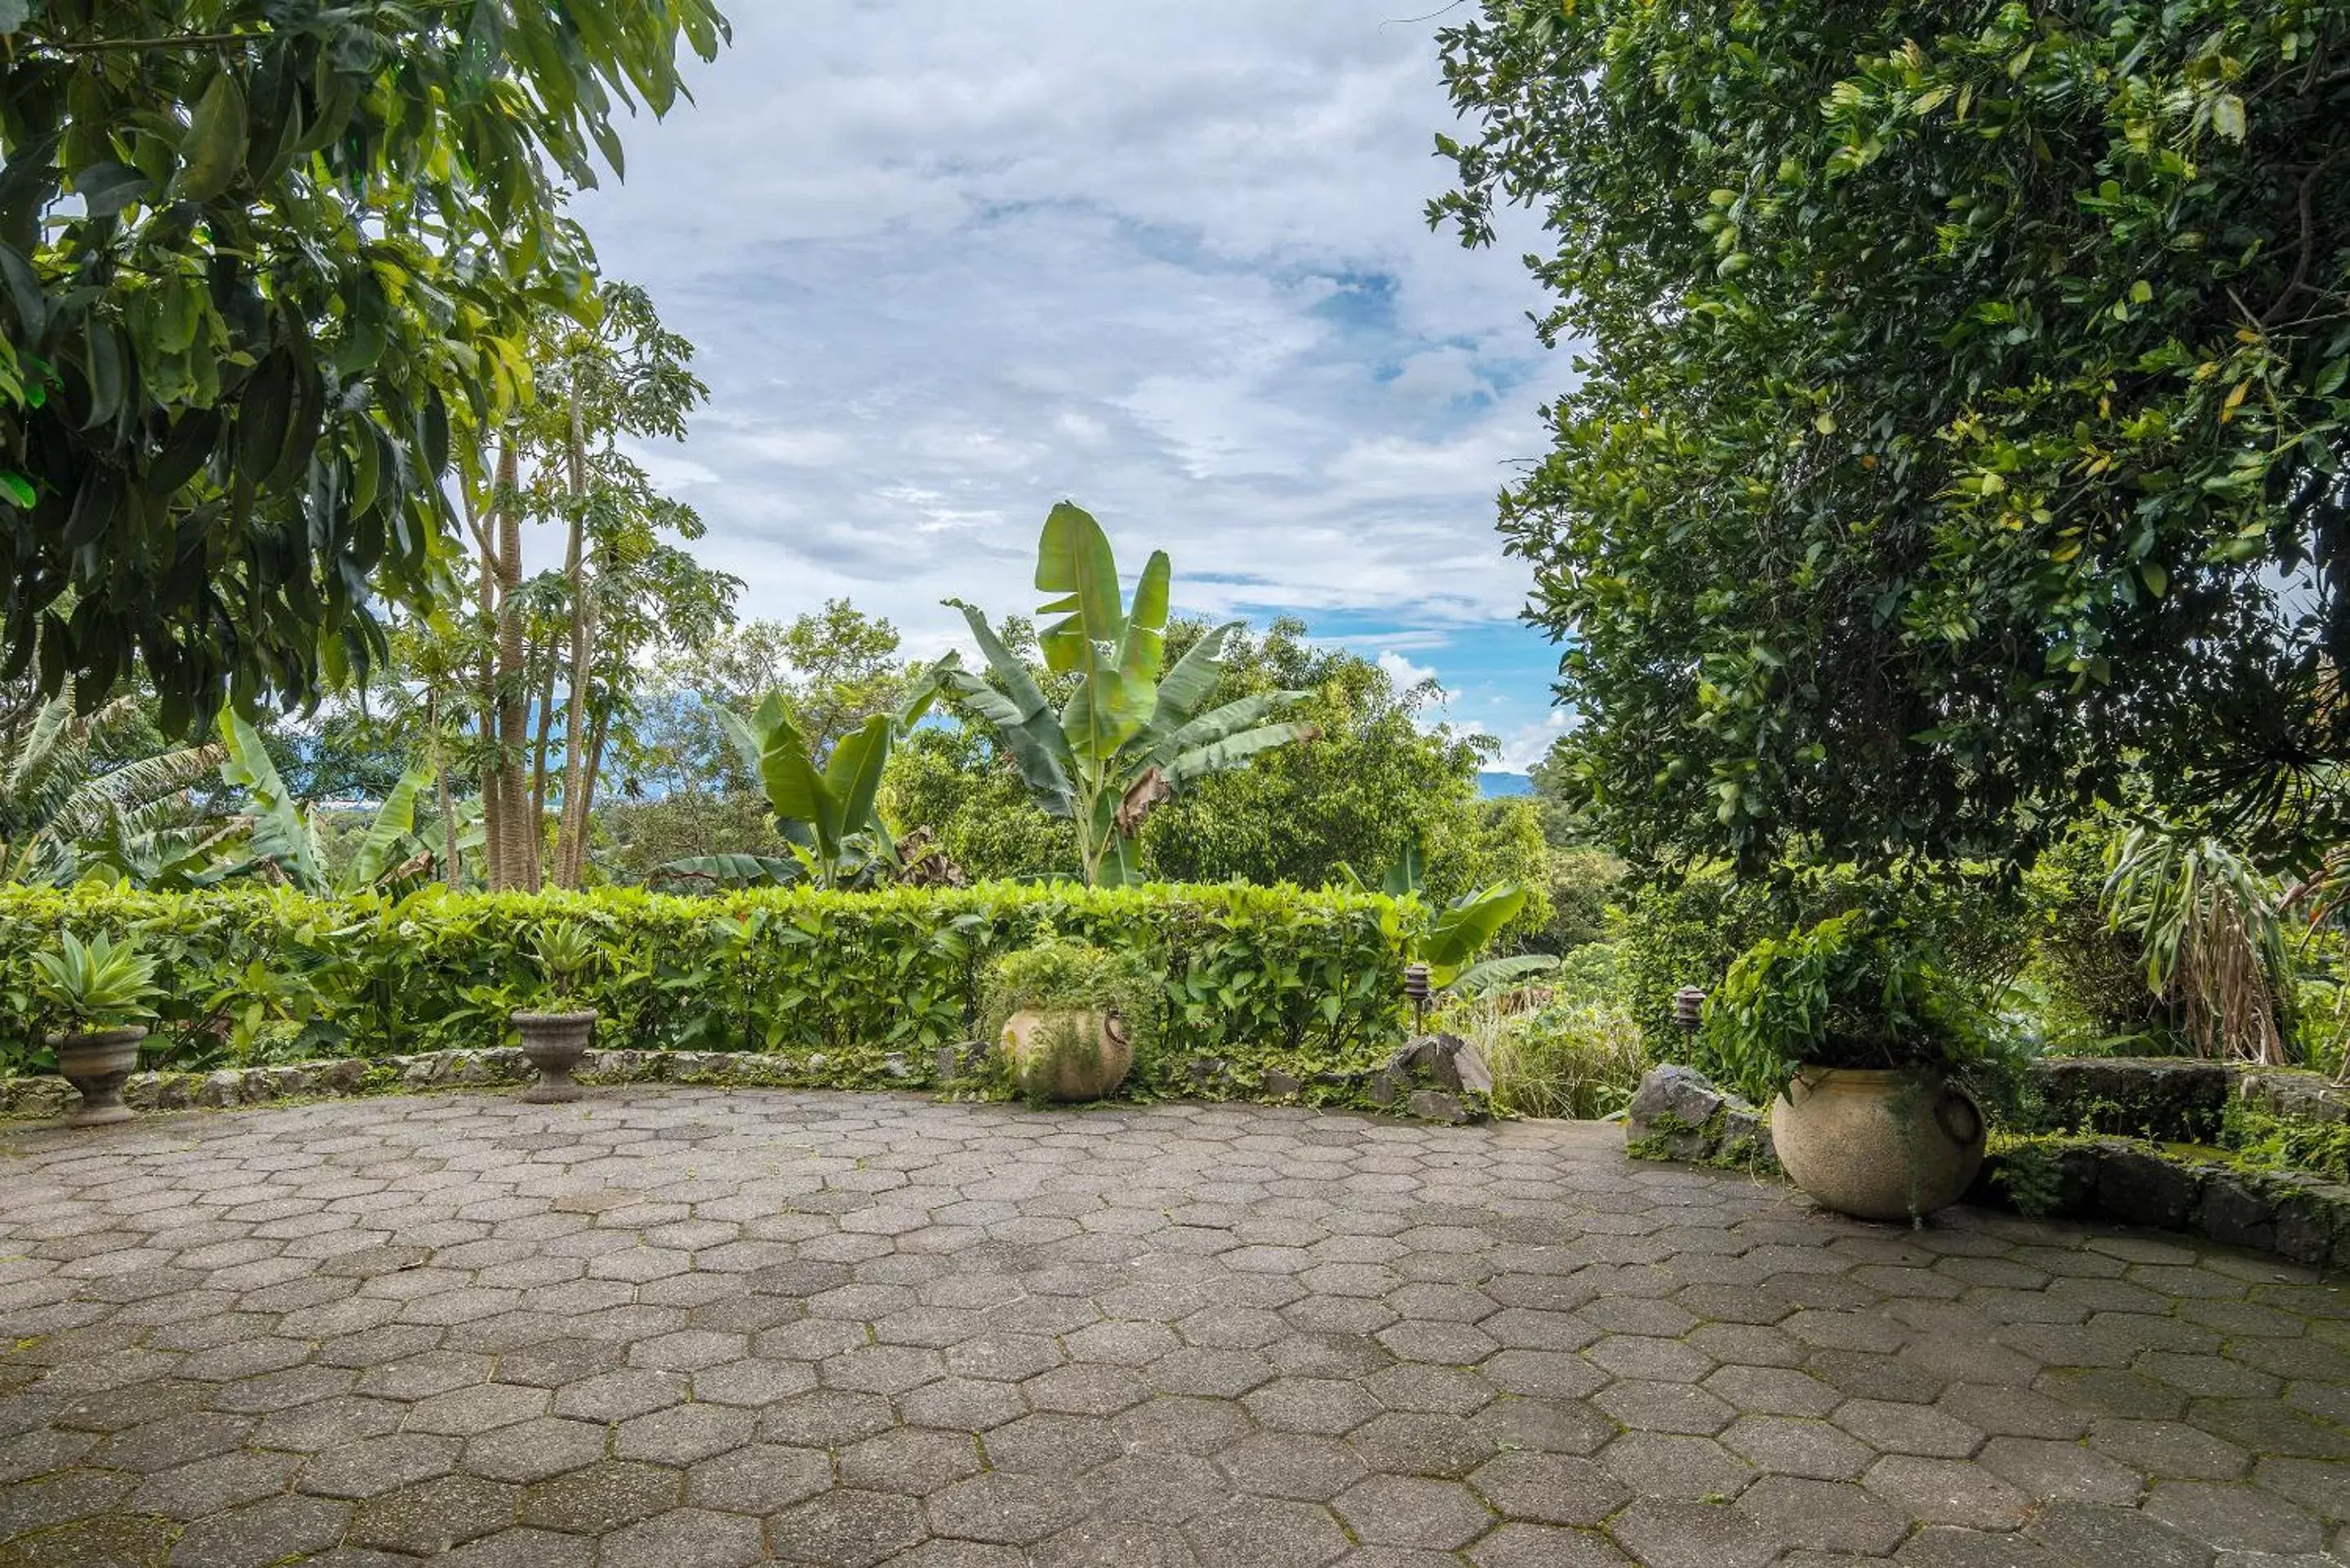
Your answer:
(513, 1011), (597, 1104)
(50, 1027), (145, 1128)
(1771, 1066), (1986, 1221)
(1000, 1009), (1133, 1102)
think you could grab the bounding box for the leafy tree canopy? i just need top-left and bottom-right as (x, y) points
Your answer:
(0, 0), (728, 733)
(1435, 0), (2350, 873)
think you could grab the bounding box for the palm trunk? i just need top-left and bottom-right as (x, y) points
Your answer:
(553, 384), (593, 890)
(493, 439), (538, 893)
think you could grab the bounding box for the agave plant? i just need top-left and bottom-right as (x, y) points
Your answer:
(2103, 825), (2294, 1064)
(31, 931), (161, 1035)
(209, 713), (441, 895)
(944, 502), (1319, 886)
(0, 695), (228, 888)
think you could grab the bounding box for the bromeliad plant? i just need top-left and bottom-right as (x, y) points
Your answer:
(944, 502), (1319, 886)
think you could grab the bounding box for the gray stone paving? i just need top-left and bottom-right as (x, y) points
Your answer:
(1, 1090), (2348, 1566)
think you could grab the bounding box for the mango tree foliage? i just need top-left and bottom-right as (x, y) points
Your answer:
(944, 503), (1319, 886)
(1434, 0), (2350, 873)
(0, 0), (729, 732)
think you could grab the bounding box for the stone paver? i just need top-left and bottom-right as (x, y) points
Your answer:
(2, 1088), (2347, 1564)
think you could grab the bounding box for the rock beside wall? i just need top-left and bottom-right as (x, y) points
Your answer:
(1624, 1065), (1776, 1171)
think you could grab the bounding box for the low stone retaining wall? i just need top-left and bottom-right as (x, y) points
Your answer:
(0, 1046), (920, 1122)
(0, 1036), (1491, 1126)
(1625, 1056), (2350, 1264)
(2033, 1055), (2350, 1141)
(1978, 1135), (2350, 1268)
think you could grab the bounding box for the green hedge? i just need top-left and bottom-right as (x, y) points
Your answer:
(0, 884), (1411, 1097)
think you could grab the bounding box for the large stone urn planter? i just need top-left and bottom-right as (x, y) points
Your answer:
(1770, 1066), (1985, 1221)
(513, 1011), (597, 1104)
(50, 1027), (146, 1128)
(999, 1009), (1133, 1103)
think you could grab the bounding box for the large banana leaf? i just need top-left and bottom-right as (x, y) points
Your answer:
(824, 714), (893, 853)
(1034, 500), (1126, 673)
(655, 853), (809, 888)
(1146, 691), (1308, 770)
(216, 712), (324, 891)
(1118, 550), (1171, 686)
(1059, 648), (1154, 770)
(747, 702), (837, 850)
(342, 760), (437, 891)
(1165, 721), (1322, 788)
(1383, 837), (1425, 899)
(942, 601), (1075, 808)
(1449, 953), (1563, 999)
(1424, 883), (1530, 986)
(1145, 620), (1239, 735)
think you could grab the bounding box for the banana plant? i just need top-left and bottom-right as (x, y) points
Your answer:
(665, 663), (954, 891)
(1336, 840), (1557, 997)
(0, 695), (227, 888)
(210, 713), (441, 895)
(944, 502), (1320, 886)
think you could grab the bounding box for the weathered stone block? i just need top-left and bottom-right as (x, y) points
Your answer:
(1628, 1064), (1726, 1136)
(1406, 1089), (1472, 1125)
(2268, 1176), (2350, 1266)
(2095, 1147), (2203, 1230)
(1262, 1070), (1302, 1098)
(2032, 1057), (2232, 1142)
(2197, 1170), (2277, 1252)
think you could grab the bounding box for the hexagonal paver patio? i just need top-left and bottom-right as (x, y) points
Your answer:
(3, 1090), (2348, 1566)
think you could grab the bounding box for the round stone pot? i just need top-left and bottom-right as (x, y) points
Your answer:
(1770, 1065), (1986, 1222)
(999, 1008), (1133, 1103)
(48, 1026), (146, 1129)
(513, 1011), (597, 1104)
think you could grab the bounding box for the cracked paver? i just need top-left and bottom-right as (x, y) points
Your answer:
(2, 1088), (2348, 1564)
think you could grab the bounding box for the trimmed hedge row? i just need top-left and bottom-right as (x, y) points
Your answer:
(0, 884), (1413, 1098)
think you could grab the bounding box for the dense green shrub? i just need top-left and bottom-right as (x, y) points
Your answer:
(0, 885), (1410, 1095)
(1615, 864), (2029, 1062)
(1698, 910), (2011, 1104)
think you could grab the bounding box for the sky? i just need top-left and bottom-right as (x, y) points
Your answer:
(570, 0), (1574, 771)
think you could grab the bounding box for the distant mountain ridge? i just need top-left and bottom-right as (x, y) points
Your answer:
(1478, 771), (1533, 797)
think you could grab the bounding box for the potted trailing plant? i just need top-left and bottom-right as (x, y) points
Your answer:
(1702, 909), (2006, 1221)
(32, 933), (161, 1128)
(982, 939), (1165, 1103)
(515, 920), (601, 1104)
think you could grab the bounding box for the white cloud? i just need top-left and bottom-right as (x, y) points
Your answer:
(1377, 650), (1442, 692)
(568, 0), (1566, 730)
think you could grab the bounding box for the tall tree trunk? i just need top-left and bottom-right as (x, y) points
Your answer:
(493, 439), (538, 893)
(468, 488), (505, 888)
(530, 626), (558, 843)
(427, 691), (458, 888)
(553, 383), (593, 890)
